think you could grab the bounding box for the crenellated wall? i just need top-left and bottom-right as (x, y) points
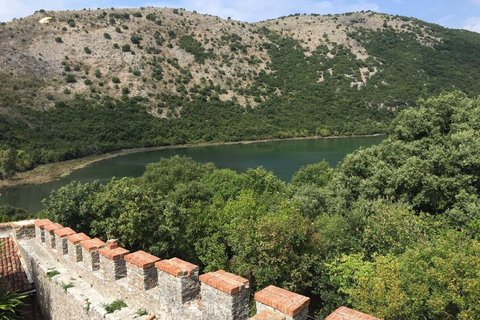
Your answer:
(10, 219), (311, 320)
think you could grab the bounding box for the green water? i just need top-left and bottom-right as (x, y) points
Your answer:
(0, 136), (385, 213)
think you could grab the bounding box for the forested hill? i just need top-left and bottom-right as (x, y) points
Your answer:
(1, 8), (480, 178)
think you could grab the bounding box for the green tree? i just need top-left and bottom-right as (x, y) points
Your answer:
(328, 230), (480, 319)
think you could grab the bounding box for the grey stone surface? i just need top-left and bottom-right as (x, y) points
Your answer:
(15, 222), (305, 320)
(16, 238), (148, 320)
(127, 263), (158, 291)
(100, 255), (127, 281)
(54, 235), (69, 256)
(46, 231), (55, 249)
(156, 270), (200, 319)
(83, 248), (100, 271)
(68, 242), (83, 263)
(35, 225), (45, 242)
(201, 283), (249, 320)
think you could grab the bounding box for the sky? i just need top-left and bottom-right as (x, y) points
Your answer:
(1, 0), (479, 33)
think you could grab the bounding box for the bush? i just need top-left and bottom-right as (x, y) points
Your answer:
(84, 47), (91, 54)
(103, 33), (111, 39)
(130, 34), (142, 45)
(104, 300), (127, 314)
(0, 283), (27, 320)
(111, 77), (121, 84)
(65, 74), (76, 83)
(121, 44), (131, 52)
(146, 13), (156, 21)
(55, 37), (63, 43)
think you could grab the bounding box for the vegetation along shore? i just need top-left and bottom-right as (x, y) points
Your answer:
(0, 134), (384, 188)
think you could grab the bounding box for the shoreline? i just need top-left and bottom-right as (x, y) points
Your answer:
(0, 133), (385, 188)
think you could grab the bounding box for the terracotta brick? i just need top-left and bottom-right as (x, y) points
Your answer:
(155, 257), (199, 277)
(67, 233), (90, 244)
(250, 310), (285, 320)
(199, 270), (249, 295)
(80, 238), (106, 251)
(254, 285), (310, 317)
(0, 236), (35, 293)
(325, 307), (382, 320)
(124, 250), (160, 268)
(53, 227), (76, 238)
(43, 223), (63, 232)
(34, 219), (52, 228)
(99, 246), (130, 260)
(106, 239), (118, 249)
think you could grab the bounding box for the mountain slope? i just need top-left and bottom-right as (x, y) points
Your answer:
(1, 8), (480, 178)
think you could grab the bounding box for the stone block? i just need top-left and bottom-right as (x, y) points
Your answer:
(124, 251), (160, 291)
(34, 219), (52, 243)
(254, 286), (310, 320)
(80, 238), (106, 271)
(53, 227), (76, 256)
(67, 233), (90, 263)
(99, 240), (129, 281)
(155, 258), (200, 317)
(43, 223), (63, 250)
(199, 270), (249, 320)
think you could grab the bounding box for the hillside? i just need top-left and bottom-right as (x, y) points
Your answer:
(1, 8), (480, 178)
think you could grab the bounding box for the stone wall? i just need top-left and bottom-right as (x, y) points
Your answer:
(12, 220), (311, 320)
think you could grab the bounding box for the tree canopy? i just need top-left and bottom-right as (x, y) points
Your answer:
(39, 92), (480, 319)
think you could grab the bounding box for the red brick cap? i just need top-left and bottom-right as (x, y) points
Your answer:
(250, 310), (285, 320)
(43, 223), (63, 232)
(99, 246), (130, 260)
(199, 270), (249, 295)
(67, 233), (90, 245)
(155, 257), (199, 277)
(80, 238), (106, 251)
(106, 239), (118, 249)
(34, 219), (52, 228)
(124, 250), (160, 268)
(254, 285), (310, 317)
(53, 227), (76, 238)
(325, 307), (382, 320)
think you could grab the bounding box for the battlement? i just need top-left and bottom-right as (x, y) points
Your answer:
(9, 220), (311, 320)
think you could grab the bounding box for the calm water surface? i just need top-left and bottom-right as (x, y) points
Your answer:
(0, 136), (385, 213)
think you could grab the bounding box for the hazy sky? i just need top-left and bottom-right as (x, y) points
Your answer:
(1, 0), (479, 32)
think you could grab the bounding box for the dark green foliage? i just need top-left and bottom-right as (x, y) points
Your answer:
(103, 33), (111, 39)
(84, 47), (91, 54)
(109, 13), (130, 20)
(121, 44), (130, 52)
(130, 34), (142, 45)
(0, 205), (30, 223)
(145, 13), (156, 21)
(39, 93), (480, 319)
(55, 37), (62, 43)
(65, 74), (76, 83)
(0, 282), (27, 320)
(104, 300), (127, 313)
(178, 35), (214, 64)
